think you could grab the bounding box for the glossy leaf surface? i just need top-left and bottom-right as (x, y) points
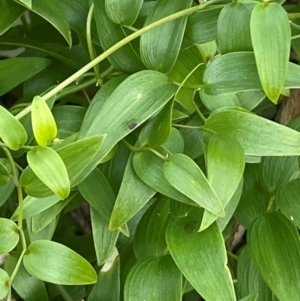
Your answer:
(23, 240), (97, 285)
(166, 217), (236, 301)
(251, 2), (290, 102)
(27, 147), (70, 199)
(31, 96), (57, 146)
(205, 108), (300, 156)
(0, 105), (27, 150)
(140, 0), (192, 73)
(164, 153), (223, 216)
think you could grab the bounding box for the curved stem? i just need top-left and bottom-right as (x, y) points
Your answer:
(86, 3), (102, 85)
(15, 0), (223, 120)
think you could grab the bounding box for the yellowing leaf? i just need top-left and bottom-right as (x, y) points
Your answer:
(27, 147), (70, 199)
(0, 105), (27, 150)
(32, 96), (57, 146)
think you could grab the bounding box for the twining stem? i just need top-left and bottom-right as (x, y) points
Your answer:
(56, 285), (74, 301)
(86, 3), (102, 85)
(15, 0), (223, 120)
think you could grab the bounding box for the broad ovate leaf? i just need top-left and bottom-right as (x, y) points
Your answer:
(27, 147), (70, 199)
(124, 255), (182, 301)
(205, 108), (300, 156)
(140, 0), (193, 73)
(23, 240), (97, 285)
(31, 96), (57, 146)
(0, 105), (27, 150)
(248, 212), (300, 301)
(251, 2), (291, 102)
(0, 268), (9, 299)
(105, 0), (143, 25)
(166, 217), (236, 301)
(164, 153), (224, 216)
(0, 218), (19, 255)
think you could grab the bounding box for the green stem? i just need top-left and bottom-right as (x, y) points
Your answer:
(292, 34), (300, 40)
(9, 250), (26, 283)
(173, 124), (202, 129)
(227, 250), (239, 261)
(15, 0), (223, 120)
(290, 21), (300, 31)
(144, 147), (168, 161)
(56, 285), (74, 301)
(289, 13), (300, 20)
(86, 3), (102, 85)
(266, 195), (275, 213)
(123, 25), (139, 32)
(122, 139), (140, 152)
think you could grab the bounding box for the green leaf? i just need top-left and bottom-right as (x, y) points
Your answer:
(140, 0), (193, 73)
(237, 247), (272, 301)
(27, 217), (56, 242)
(124, 255), (182, 301)
(27, 147), (70, 199)
(217, 3), (253, 54)
(0, 105), (27, 150)
(109, 153), (156, 231)
(251, 2), (290, 102)
(0, 177), (15, 206)
(133, 197), (171, 261)
(167, 45), (205, 88)
(185, 7), (222, 44)
(0, 218), (19, 255)
(0, 268), (9, 299)
(205, 108), (300, 156)
(0, 0), (25, 35)
(88, 255), (120, 301)
(5, 253), (49, 301)
(17, 0), (31, 8)
(166, 217), (236, 301)
(0, 57), (51, 96)
(259, 156), (298, 192)
(276, 178), (300, 228)
(248, 212), (300, 301)
(133, 151), (195, 206)
(31, 195), (72, 232)
(11, 195), (60, 220)
(105, 0), (143, 25)
(31, 96), (57, 146)
(235, 164), (270, 229)
(0, 37), (81, 69)
(203, 52), (300, 95)
(91, 207), (119, 266)
(78, 168), (115, 221)
(84, 71), (177, 161)
(0, 161), (10, 186)
(139, 100), (173, 147)
(79, 76), (127, 139)
(164, 153), (224, 216)
(23, 240), (97, 285)
(201, 135), (245, 230)
(20, 135), (106, 197)
(94, 0), (145, 73)
(239, 295), (258, 301)
(28, 0), (72, 46)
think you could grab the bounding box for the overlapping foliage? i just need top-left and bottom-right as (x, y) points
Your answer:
(0, 0), (300, 300)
